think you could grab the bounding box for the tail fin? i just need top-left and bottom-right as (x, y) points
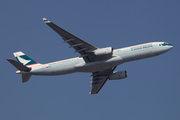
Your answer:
(7, 51), (38, 83)
(13, 51), (39, 66)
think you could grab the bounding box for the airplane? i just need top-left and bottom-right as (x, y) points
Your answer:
(7, 18), (173, 94)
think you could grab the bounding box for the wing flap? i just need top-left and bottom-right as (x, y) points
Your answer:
(90, 76), (109, 94)
(90, 67), (117, 94)
(43, 18), (98, 63)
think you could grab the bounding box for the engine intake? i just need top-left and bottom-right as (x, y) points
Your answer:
(109, 70), (127, 80)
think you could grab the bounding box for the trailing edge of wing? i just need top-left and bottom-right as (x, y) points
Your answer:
(42, 18), (98, 51)
(90, 76), (109, 94)
(42, 18), (98, 63)
(90, 67), (117, 94)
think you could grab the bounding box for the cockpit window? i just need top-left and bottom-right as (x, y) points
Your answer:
(159, 42), (173, 46)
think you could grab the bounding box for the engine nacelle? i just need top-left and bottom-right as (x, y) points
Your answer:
(109, 71), (127, 80)
(94, 47), (113, 57)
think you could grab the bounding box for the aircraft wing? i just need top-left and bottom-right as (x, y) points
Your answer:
(43, 18), (98, 63)
(90, 67), (116, 94)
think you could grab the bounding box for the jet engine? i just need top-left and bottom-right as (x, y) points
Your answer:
(94, 47), (113, 57)
(109, 70), (127, 80)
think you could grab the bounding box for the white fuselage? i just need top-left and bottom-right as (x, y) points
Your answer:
(28, 42), (173, 76)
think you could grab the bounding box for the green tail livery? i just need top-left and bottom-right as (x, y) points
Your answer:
(13, 51), (38, 66)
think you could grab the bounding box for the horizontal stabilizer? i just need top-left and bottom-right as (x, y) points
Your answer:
(7, 59), (31, 71)
(22, 74), (31, 83)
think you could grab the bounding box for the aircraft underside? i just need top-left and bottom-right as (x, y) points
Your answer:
(7, 18), (173, 94)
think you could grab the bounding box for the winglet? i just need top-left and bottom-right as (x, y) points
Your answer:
(43, 18), (51, 23)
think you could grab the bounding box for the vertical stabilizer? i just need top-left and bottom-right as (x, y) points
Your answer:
(7, 51), (39, 83)
(13, 51), (39, 66)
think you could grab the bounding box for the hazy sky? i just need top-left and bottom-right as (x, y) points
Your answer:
(1, 0), (180, 120)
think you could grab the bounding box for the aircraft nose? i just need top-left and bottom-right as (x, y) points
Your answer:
(168, 45), (173, 50)
(164, 44), (173, 52)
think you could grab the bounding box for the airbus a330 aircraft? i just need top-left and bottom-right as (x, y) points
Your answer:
(7, 18), (173, 94)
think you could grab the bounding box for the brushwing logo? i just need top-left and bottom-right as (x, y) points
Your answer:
(17, 56), (31, 65)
